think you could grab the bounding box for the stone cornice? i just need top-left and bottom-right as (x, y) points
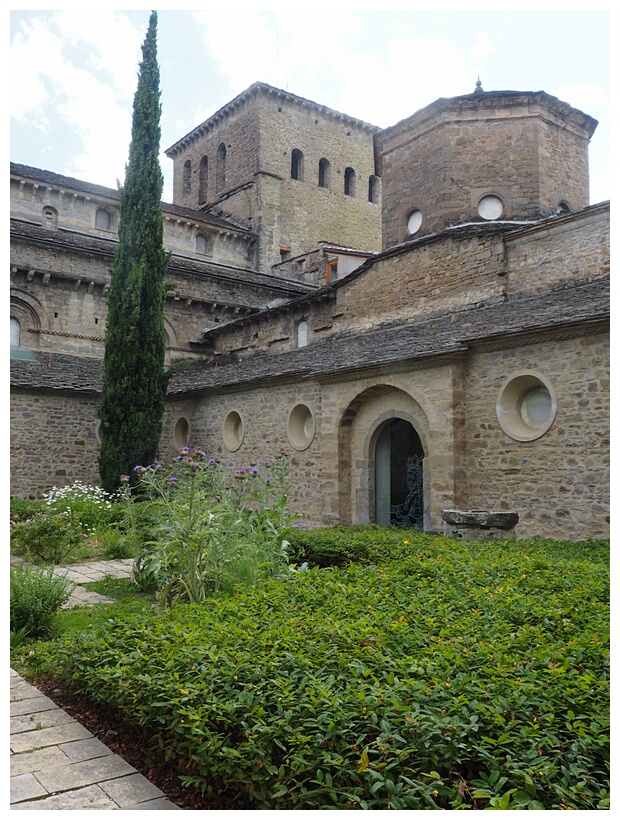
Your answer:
(165, 82), (380, 158)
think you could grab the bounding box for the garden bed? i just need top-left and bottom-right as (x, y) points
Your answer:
(20, 529), (610, 810)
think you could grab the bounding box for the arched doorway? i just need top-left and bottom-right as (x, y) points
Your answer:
(375, 418), (424, 528)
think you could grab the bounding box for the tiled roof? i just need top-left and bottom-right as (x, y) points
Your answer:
(10, 219), (315, 295)
(11, 280), (608, 395)
(168, 279), (610, 394)
(10, 162), (252, 234)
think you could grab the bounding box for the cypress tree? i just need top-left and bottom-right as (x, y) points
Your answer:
(98, 11), (169, 493)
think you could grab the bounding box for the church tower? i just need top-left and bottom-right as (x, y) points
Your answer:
(376, 83), (598, 249)
(165, 83), (382, 272)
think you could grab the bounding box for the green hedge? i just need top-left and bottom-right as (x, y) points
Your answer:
(39, 531), (609, 809)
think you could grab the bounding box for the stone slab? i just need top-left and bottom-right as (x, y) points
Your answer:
(100, 773), (167, 808)
(34, 753), (136, 792)
(11, 680), (44, 700)
(10, 695), (58, 716)
(59, 736), (114, 763)
(10, 772), (48, 804)
(11, 746), (72, 777)
(63, 587), (113, 607)
(11, 709), (76, 734)
(10, 783), (118, 810)
(122, 797), (182, 809)
(10, 721), (92, 753)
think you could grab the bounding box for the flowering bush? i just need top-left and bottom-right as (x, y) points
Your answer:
(44, 481), (115, 534)
(129, 449), (298, 605)
(10, 511), (87, 564)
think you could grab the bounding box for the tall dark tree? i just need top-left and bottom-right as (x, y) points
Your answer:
(99, 11), (169, 493)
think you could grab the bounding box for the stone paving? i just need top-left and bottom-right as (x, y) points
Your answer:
(10, 558), (180, 810)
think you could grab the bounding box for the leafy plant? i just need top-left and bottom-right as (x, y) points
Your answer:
(10, 511), (87, 564)
(10, 565), (75, 638)
(32, 530), (609, 810)
(130, 449), (297, 605)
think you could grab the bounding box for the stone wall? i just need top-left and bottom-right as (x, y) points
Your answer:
(10, 168), (257, 270)
(504, 205), (610, 297)
(10, 389), (101, 498)
(463, 329), (609, 539)
(255, 92), (381, 264)
(331, 230), (507, 332)
(202, 295), (335, 359)
(169, 100), (259, 211)
(184, 381), (325, 526)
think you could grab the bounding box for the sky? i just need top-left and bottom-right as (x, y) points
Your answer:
(9, 5), (611, 206)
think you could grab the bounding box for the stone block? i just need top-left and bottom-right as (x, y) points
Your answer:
(34, 754), (136, 793)
(11, 784), (118, 810)
(10, 772), (48, 804)
(11, 720), (92, 753)
(100, 773), (167, 807)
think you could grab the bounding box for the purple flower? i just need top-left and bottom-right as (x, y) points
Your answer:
(190, 466), (197, 473)
(120, 475), (130, 482)
(169, 477), (178, 483)
(176, 455), (184, 462)
(208, 459), (215, 464)
(133, 465), (143, 472)
(251, 467), (260, 474)
(179, 447), (190, 453)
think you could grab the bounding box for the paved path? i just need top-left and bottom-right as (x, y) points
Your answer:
(10, 558), (181, 810)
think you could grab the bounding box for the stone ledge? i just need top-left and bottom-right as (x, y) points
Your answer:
(442, 509), (519, 529)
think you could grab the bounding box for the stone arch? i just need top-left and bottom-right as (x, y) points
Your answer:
(337, 384), (431, 527)
(42, 205), (58, 229)
(10, 290), (45, 349)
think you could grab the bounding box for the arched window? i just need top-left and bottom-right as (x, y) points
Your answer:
(199, 156), (208, 202)
(318, 158), (330, 189)
(42, 206), (58, 229)
(216, 143), (227, 192)
(196, 233), (211, 256)
(296, 320), (308, 348)
(291, 149), (304, 181)
(344, 167), (356, 197)
(95, 208), (112, 230)
(368, 175), (380, 204)
(10, 317), (20, 348)
(183, 159), (192, 195)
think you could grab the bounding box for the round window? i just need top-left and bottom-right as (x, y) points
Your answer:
(173, 417), (190, 450)
(222, 410), (244, 451)
(477, 195), (504, 220)
(287, 404), (315, 451)
(407, 209), (423, 235)
(496, 373), (557, 441)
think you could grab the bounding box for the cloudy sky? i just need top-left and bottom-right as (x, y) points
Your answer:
(10, 5), (610, 205)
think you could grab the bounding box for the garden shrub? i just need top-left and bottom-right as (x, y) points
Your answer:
(11, 565), (75, 638)
(10, 497), (45, 522)
(39, 532), (609, 810)
(10, 511), (86, 564)
(287, 524), (429, 567)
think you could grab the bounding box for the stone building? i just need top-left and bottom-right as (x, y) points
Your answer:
(10, 82), (610, 540)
